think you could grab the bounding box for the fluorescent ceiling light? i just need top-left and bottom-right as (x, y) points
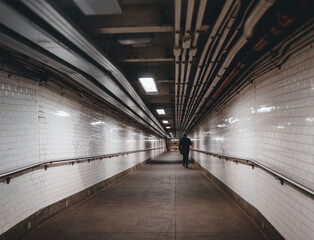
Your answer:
(139, 77), (158, 93)
(166, 126), (171, 129)
(162, 120), (169, 124)
(156, 109), (166, 115)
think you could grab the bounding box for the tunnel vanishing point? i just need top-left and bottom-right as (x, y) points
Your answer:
(0, 0), (313, 239)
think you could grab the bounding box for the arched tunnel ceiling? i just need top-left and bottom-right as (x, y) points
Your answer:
(0, 0), (313, 138)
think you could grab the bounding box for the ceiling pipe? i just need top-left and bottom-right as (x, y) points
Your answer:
(178, 0), (207, 130)
(181, 0), (238, 129)
(174, 0), (182, 136)
(186, 0), (311, 132)
(180, 0), (235, 128)
(210, 3), (297, 102)
(185, 0), (276, 131)
(174, 0), (182, 46)
(199, 0), (275, 106)
(186, 0), (240, 119)
(177, 0), (195, 129)
(217, 0), (256, 63)
(221, 0), (276, 69)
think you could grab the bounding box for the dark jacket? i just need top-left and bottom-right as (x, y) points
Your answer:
(179, 136), (192, 153)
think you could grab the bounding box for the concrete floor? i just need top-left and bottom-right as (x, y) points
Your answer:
(24, 152), (268, 240)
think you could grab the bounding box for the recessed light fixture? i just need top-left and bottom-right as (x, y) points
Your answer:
(156, 109), (166, 115)
(166, 126), (171, 129)
(162, 120), (169, 124)
(139, 77), (158, 93)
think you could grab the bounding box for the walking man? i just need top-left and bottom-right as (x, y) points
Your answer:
(179, 133), (192, 168)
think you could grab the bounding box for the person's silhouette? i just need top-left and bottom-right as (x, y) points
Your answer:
(179, 134), (192, 168)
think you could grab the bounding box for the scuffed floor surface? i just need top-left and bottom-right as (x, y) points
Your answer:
(24, 152), (268, 240)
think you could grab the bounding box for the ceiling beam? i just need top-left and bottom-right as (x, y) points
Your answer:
(93, 25), (210, 35)
(93, 25), (174, 34)
(132, 79), (174, 83)
(156, 79), (174, 83)
(120, 58), (174, 62)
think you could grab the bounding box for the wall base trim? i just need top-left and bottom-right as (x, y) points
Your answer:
(1, 154), (161, 240)
(192, 158), (284, 240)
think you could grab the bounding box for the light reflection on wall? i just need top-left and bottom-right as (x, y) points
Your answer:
(39, 89), (165, 159)
(54, 110), (70, 118)
(257, 105), (275, 113)
(202, 131), (212, 135)
(110, 127), (125, 132)
(213, 137), (224, 142)
(226, 117), (239, 124)
(90, 121), (106, 126)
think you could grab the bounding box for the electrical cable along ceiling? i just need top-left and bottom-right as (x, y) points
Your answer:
(0, 0), (313, 138)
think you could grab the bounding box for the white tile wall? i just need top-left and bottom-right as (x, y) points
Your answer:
(190, 44), (314, 240)
(0, 73), (38, 172)
(0, 72), (165, 235)
(37, 86), (161, 161)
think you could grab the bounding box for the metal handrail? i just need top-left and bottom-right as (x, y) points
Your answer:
(191, 149), (314, 197)
(0, 147), (164, 183)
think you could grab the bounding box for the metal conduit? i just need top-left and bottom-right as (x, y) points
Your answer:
(185, 0), (276, 131)
(183, 0), (235, 109)
(217, 0), (256, 63)
(186, 1), (266, 129)
(178, 0), (207, 130)
(183, 0), (240, 128)
(178, 0), (193, 121)
(180, 0), (236, 131)
(174, 0), (182, 133)
(177, 0), (195, 130)
(183, 0), (241, 128)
